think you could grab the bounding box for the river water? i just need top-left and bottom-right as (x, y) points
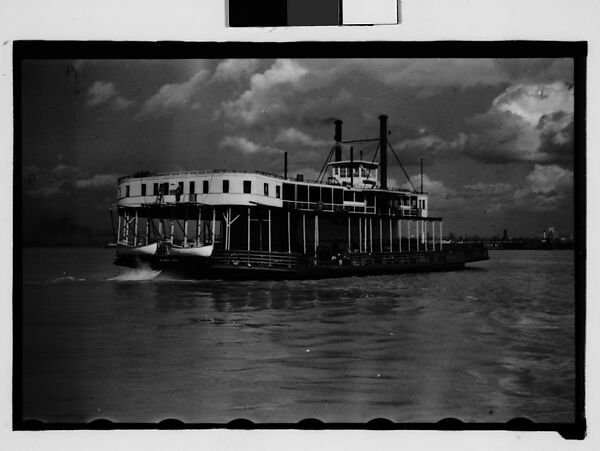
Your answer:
(20, 248), (576, 424)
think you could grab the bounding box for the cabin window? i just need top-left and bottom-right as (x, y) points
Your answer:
(141, 184), (146, 196)
(340, 167), (348, 178)
(355, 192), (364, 202)
(309, 186), (320, 202)
(189, 181), (195, 194)
(353, 168), (359, 176)
(423, 200), (426, 209)
(223, 180), (230, 193)
(282, 183), (294, 200)
(333, 188), (343, 205)
(297, 185), (308, 202)
(275, 185), (281, 199)
(125, 185), (130, 197)
(203, 180), (209, 193)
(333, 167), (338, 176)
(178, 181), (184, 193)
(243, 180), (252, 194)
(263, 183), (269, 196)
(322, 187), (332, 204)
(344, 190), (354, 202)
(153, 183), (159, 195)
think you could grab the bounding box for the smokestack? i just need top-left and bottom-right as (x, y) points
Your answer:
(350, 146), (354, 188)
(284, 152), (288, 179)
(420, 158), (423, 194)
(334, 119), (343, 161)
(379, 115), (388, 190)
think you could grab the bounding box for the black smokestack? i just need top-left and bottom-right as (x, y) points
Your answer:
(379, 115), (388, 190)
(420, 158), (423, 194)
(350, 146), (354, 188)
(334, 119), (343, 161)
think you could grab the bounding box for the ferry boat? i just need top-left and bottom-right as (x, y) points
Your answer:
(112, 115), (489, 279)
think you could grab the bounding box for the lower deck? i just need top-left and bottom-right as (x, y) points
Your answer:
(115, 246), (489, 280)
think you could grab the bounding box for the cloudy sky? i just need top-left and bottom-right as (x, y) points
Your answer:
(20, 57), (575, 243)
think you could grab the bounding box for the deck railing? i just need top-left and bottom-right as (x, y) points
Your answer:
(211, 249), (304, 269)
(209, 245), (488, 269)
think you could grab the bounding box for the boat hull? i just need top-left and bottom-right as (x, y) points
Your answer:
(114, 247), (489, 280)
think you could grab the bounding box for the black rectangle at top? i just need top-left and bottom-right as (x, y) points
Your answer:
(228, 0), (287, 27)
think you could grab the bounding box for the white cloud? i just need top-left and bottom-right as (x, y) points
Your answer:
(492, 83), (574, 125)
(86, 81), (133, 110)
(139, 69), (210, 116)
(221, 59), (309, 124)
(393, 133), (467, 159)
(514, 164), (573, 211)
(524, 164), (573, 194)
(463, 82), (574, 163)
(212, 59), (260, 82)
(219, 136), (280, 154)
(275, 127), (330, 147)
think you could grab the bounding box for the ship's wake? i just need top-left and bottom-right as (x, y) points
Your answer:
(109, 265), (162, 282)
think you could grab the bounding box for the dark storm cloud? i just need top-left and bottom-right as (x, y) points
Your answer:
(493, 58), (574, 84)
(20, 58), (577, 240)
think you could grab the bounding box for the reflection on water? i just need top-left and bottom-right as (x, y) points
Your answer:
(21, 248), (575, 423)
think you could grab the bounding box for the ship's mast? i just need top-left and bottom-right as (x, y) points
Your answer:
(379, 115), (388, 190)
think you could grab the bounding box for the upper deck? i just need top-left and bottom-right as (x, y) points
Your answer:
(116, 169), (430, 218)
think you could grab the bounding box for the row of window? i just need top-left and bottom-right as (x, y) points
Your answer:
(281, 182), (427, 209)
(121, 180), (282, 198)
(334, 167), (373, 178)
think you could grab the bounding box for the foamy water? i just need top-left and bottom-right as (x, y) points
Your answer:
(21, 248), (576, 424)
(108, 266), (162, 282)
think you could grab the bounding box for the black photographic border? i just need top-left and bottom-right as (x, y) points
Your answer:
(12, 40), (587, 439)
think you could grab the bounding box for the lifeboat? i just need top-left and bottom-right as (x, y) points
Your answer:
(169, 243), (214, 258)
(116, 242), (158, 256)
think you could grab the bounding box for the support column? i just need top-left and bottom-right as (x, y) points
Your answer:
(158, 214), (163, 239)
(183, 210), (188, 247)
(369, 218), (373, 253)
(379, 218), (383, 252)
(268, 208), (272, 265)
(359, 216), (363, 253)
(416, 219), (419, 252)
(197, 208), (202, 245)
(288, 211), (291, 253)
(212, 207), (216, 245)
(134, 210), (138, 247)
(314, 214), (319, 255)
(398, 219), (401, 252)
(389, 218), (392, 253)
(124, 211), (129, 244)
(302, 213), (306, 255)
(259, 211), (263, 251)
(347, 216), (351, 251)
(440, 221), (443, 251)
(145, 211), (150, 245)
(117, 213), (122, 244)
(230, 208), (233, 250)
